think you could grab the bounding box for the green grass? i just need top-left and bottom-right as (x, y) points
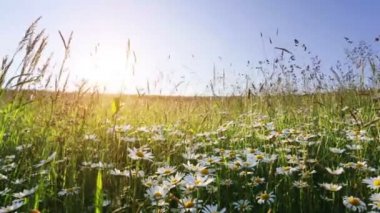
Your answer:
(1, 19), (380, 213)
(0, 90), (379, 213)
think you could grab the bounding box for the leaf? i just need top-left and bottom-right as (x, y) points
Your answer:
(112, 97), (121, 115)
(95, 170), (103, 213)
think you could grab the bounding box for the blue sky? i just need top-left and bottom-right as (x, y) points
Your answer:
(0, 1), (379, 95)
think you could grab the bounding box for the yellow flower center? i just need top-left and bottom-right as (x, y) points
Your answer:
(136, 151), (145, 158)
(171, 178), (180, 184)
(195, 179), (202, 185)
(356, 162), (365, 168)
(260, 193), (270, 200)
(331, 185), (339, 191)
(164, 170), (172, 175)
(184, 201), (195, 208)
(283, 166), (291, 171)
(373, 179), (380, 187)
(154, 192), (162, 199)
(200, 168), (209, 175)
(348, 196), (360, 206)
(256, 154), (264, 160)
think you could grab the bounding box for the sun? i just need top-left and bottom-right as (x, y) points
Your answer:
(69, 42), (141, 93)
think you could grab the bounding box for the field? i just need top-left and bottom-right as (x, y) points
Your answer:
(1, 21), (380, 213)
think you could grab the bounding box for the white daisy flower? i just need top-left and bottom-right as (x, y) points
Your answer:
(250, 176), (265, 187)
(326, 167), (344, 175)
(178, 197), (200, 213)
(293, 180), (309, 188)
(319, 183), (342, 192)
(202, 204), (226, 213)
(343, 196), (366, 212)
(156, 166), (176, 176)
(0, 199), (25, 213)
(329, 147), (345, 154)
(128, 146), (154, 161)
(369, 193), (380, 210)
(109, 168), (130, 177)
(163, 172), (185, 188)
(232, 199), (252, 212)
(145, 185), (169, 206)
(276, 166), (299, 175)
(182, 174), (214, 188)
(256, 191), (276, 205)
(363, 176), (380, 190)
(58, 187), (80, 196)
(13, 186), (38, 199)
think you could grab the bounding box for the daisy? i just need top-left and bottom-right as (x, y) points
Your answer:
(199, 156), (221, 166)
(262, 154), (278, 163)
(182, 174), (214, 188)
(164, 172), (185, 188)
(183, 161), (202, 172)
(293, 180), (309, 189)
(178, 197), (200, 213)
(369, 193), (380, 210)
(156, 166), (177, 176)
(58, 187), (80, 197)
(13, 186), (38, 199)
(241, 157), (258, 169)
(343, 196), (366, 212)
(196, 166), (215, 176)
(145, 185), (169, 206)
(128, 146), (154, 161)
(256, 191), (276, 205)
(227, 159), (242, 170)
(142, 176), (158, 188)
(354, 161), (368, 170)
(202, 204), (226, 213)
(109, 168), (130, 177)
(276, 166), (299, 175)
(329, 147), (345, 154)
(0, 200), (25, 213)
(319, 183), (342, 192)
(180, 183), (197, 194)
(326, 167), (344, 175)
(182, 151), (200, 161)
(250, 176), (265, 187)
(363, 176), (380, 190)
(232, 200), (252, 212)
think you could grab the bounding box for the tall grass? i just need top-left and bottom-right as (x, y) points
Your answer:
(0, 19), (379, 213)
